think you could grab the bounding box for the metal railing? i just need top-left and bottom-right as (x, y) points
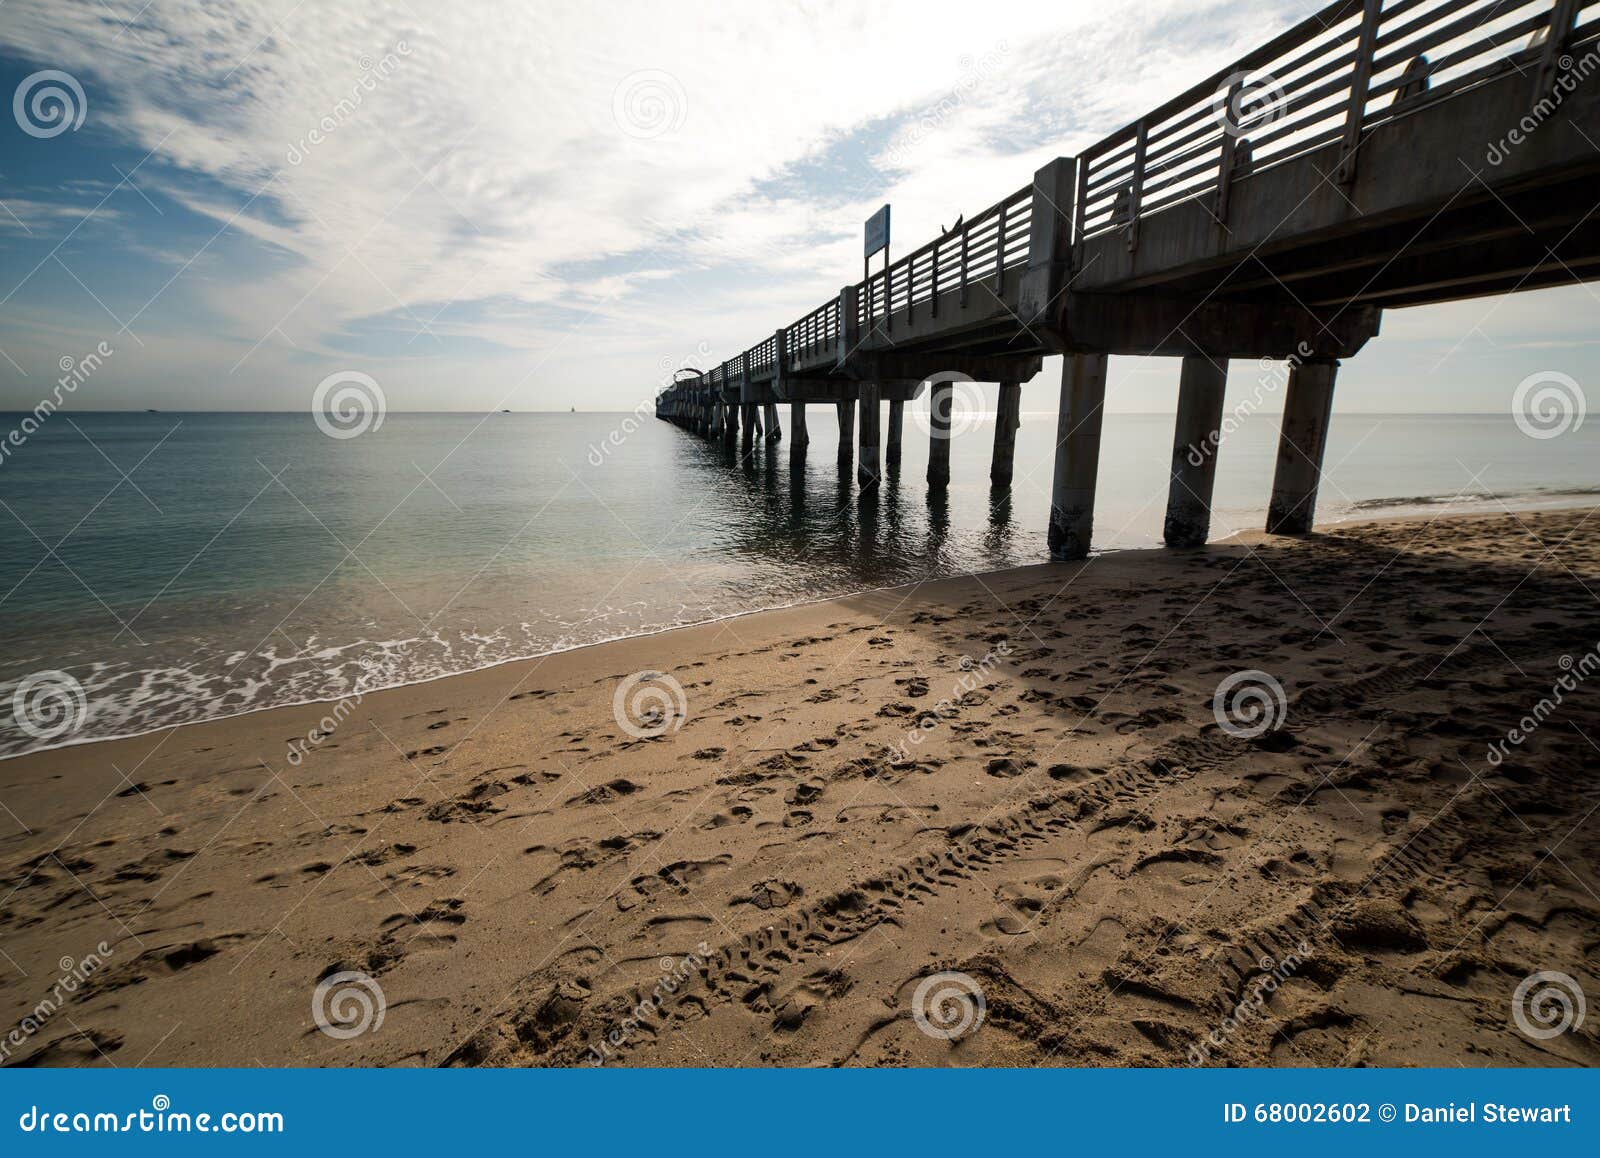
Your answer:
(856, 185), (1032, 334)
(1077, 0), (1600, 241)
(674, 0), (1597, 397)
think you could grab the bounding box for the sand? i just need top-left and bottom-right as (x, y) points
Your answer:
(2, 507), (1598, 1068)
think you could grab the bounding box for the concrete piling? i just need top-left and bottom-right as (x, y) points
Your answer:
(1267, 359), (1338, 536)
(857, 383), (881, 488)
(927, 379), (952, 487)
(990, 380), (1021, 486)
(764, 402), (781, 443)
(886, 400), (904, 466)
(836, 400), (855, 463)
(790, 401), (809, 451)
(1048, 353), (1109, 561)
(1163, 355), (1229, 548)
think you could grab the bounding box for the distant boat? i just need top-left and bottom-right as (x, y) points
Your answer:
(145, 408), (159, 413)
(569, 407), (575, 413)
(501, 409), (510, 413)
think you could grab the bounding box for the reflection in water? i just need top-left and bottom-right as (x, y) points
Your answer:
(2, 407), (1595, 752)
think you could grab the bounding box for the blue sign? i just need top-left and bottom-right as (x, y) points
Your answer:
(864, 203), (890, 258)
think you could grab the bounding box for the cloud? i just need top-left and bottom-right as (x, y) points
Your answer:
(14, 0), (1589, 415)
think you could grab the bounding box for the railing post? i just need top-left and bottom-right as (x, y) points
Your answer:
(1336, 0), (1383, 185)
(1126, 118), (1148, 253)
(1019, 157), (1078, 336)
(959, 226), (970, 307)
(1073, 150), (1090, 244)
(1535, 0), (1581, 100)
(1214, 75), (1244, 224)
(994, 203), (1008, 292)
(837, 285), (859, 368)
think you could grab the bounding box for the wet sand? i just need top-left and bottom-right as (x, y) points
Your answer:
(2, 507), (1598, 1067)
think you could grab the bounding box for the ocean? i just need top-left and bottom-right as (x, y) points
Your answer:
(1, 406), (1595, 757)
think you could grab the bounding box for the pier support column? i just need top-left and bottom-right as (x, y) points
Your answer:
(836, 400), (855, 463)
(742, 400), (758, 444)
(1163, 355), (1230, 548)
(725, 401), (739, 442)
(764, 402), (781, 443)
(790, 401), (809, 451)
(927, 380), (952, 487)
(1267, 359), (1338, 535)
(857, 383), (882, 488)
(990, 380), (1021, 486)
(1048, 353), (1109, 561)
(885, 400), (904, 466)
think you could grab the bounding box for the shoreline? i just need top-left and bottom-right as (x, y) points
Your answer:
(2, 505), (1598, 1067)
(9, 495), (1600, 768)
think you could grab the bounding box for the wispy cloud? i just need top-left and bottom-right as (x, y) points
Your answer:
(1, 0), (1594, 415)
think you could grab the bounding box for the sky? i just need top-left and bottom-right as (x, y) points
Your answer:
(0, 0), (1595, 415)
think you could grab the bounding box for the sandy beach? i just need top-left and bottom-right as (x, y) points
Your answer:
(3, 506), (1599, 1067)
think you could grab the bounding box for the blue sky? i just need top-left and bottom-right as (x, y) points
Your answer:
(0, 0), (1595, 415)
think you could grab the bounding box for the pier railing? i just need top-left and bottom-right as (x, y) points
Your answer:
(690, 0), (1600, 393)
(1078, 0), (1600, 241)
(857, 185), (1033, 334)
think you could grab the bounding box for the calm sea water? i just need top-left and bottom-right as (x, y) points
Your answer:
(1, 406), (1596, 756)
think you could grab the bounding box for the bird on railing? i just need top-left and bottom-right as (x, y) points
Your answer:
(1396, 55), (1431, 104)
(940, 213), (964, 236)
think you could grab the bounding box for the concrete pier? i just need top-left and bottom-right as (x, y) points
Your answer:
(1163, 355), (1230, 548)
(836, 400), (854, 462)
(790, 401), (809, 451)
(1048, 353), (1108, 561)
(764, 402), (781, 443)
(1267, 359), (1338, 536)
(857, 383), (881, 488)
(724, 401), (739, 441)
(927, 379), (952, 487)
(885, 400), (904, 466)
(741, 399), (757, 445)
(990, 380), (1020, 486)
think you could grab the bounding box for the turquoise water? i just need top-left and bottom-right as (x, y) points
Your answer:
(1, 407), (1596, 755)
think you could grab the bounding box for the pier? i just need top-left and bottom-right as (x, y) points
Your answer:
(658, 0), (1600, 557)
